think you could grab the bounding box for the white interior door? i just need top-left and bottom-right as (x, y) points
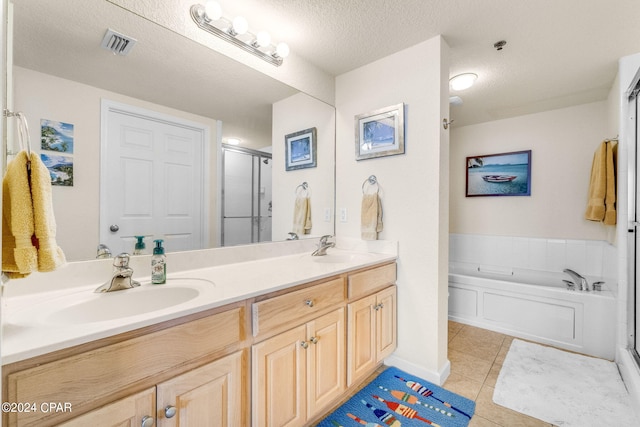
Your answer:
(100, 101), (209, 255)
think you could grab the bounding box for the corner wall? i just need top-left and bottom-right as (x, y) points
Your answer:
(335, 36), (450, 382)
(272, 92), (336, 240)
(450, 101), (611, 241)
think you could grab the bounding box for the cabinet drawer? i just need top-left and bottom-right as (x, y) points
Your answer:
(252, 278), (345, 337)
(348, 263), (396, 299)
(5, 306), (244, 427)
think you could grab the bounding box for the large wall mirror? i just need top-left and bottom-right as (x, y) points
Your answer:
(9, 0), (336, 261)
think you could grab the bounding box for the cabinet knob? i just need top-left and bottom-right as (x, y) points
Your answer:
(109, 224), (120, 232)
(164, 405), (177, 418)
(305, 299), (315, 308)
(300, 341), (309, 349)
(141, 415), (154, 427)
(310, 336), (319, 344)
(374, 303), (384, 311)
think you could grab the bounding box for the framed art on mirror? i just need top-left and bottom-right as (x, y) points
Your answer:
(285, 127), (317, 171)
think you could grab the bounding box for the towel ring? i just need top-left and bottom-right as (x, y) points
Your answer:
(362, 175), (379, 194)
(295, 182), (310, 197)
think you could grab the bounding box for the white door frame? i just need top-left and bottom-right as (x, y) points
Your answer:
(99, 99), (210, 251)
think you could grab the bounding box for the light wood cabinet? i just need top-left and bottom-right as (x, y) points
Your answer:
(156, 350), (244, 426)
(347, 285), (397, 387)
(58, 387), (156, 427)
(252, 308), (345, 427)
(3, 305), (246, 426)
(58, 351), (243, 427)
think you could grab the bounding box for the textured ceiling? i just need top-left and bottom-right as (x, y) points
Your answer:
(12, 0), (640, 140)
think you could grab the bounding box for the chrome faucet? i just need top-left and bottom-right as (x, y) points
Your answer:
(563, 268), (589, 291)
(96, 243), (112, 259)
(95, 253), (141, 293)
(287, 232), (299, 240)
(311, 235), (335, 256)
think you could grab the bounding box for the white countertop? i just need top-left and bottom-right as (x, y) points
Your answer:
(2, 242), (397, 365)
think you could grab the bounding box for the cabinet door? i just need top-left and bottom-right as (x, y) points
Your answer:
(252, 325), (307, 427)
(347, 294), (377, 387)
(306, 308), (346, 418)
(376, 286), (397, 361)
(58, 387), (155, 427)
(156, 351), (244, 427)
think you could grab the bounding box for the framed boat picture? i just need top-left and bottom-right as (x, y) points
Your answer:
(465, 150), (531, 197)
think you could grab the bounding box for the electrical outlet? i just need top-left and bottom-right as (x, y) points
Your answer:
(324, 207), (331, 222)
(340, 208), (348, 222)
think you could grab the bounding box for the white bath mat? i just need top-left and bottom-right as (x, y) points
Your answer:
(493, 339), (636, 427)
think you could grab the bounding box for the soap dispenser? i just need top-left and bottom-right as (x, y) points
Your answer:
(151, 239), (166, 284)
(133, 236), (146, 255)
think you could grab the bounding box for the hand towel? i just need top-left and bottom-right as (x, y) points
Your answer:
(361, 193), (383, 240)
(2, 151), (66, 279)
(2, 151), (38, 277)
(585, 141), (616, 225)
(292, 196), (312, 235)
(29, 152), (66, 271)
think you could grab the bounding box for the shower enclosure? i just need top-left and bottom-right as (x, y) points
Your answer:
(221, 145), (272, 246)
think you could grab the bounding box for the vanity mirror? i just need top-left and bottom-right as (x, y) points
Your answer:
(9, 0), (336, 261)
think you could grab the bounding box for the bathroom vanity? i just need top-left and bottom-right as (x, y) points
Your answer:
(1, 244), (397, 426)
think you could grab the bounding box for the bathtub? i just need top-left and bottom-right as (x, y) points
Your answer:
(448, 265), (616, 360)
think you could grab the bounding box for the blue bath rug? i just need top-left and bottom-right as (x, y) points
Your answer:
(316, 367), (475, 427)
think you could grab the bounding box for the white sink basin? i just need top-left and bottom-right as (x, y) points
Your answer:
(7, 278), (215, 326)
(309, 252), (372, 264)
(47, 286), (200, 324)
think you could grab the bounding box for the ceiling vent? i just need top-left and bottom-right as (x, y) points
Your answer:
(101, 28), (137, 56)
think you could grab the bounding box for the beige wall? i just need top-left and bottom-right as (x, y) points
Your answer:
(335, 36), (450, 382)
(14, 66), (220, 261)
(272, 93), (335, 240)
(450, 101), (612, 241)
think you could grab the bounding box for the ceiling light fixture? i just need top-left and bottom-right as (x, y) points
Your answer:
(190, 2), (289, 67)
(449, 73), (478, 91)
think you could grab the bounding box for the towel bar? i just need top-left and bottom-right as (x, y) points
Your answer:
(4, 109), (32, 157)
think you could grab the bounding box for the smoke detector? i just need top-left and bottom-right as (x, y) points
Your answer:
(101, 28), (137, 56)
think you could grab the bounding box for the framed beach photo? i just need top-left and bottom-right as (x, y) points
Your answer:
(285, 127), (317, 171)
(466, 150), (531, 197)
(355, 103), (405, 160)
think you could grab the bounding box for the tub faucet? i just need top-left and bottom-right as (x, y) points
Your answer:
(95, 253), (141, 293)
(563, 268), (589, 291)
(311, 235), (335, 256)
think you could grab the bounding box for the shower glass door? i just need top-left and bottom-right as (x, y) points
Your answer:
(221, 146), (272, 246)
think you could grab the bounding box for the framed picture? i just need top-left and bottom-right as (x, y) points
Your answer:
(466, 150), (531, 197)
(285, 127), (317, 171)
(355, 103), (405, 160)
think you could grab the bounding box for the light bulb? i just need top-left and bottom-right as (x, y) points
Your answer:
(204, 1), (222, 21)
(254, 31), (271, 48)
(232, 16), (248, 35)
(449, 73), (478, 91)
(275, 42), (290, 58)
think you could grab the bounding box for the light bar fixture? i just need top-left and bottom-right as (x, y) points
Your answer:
(190, 2), (290, 67)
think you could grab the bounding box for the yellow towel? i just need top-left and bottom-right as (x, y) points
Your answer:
(292, 196), (312, 235)
(2, 151), (66, 278)
(585, 141), (616, 225)
(2, 151), (38, 278)
(361, 193), (383, 240)
(29, 152), (66, 271)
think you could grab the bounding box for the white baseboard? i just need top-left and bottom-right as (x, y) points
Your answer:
(384, 354), (451, 386)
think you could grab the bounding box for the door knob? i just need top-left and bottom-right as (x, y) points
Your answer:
(164, 405), (177, 418)
(109, 224), (120, 232)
